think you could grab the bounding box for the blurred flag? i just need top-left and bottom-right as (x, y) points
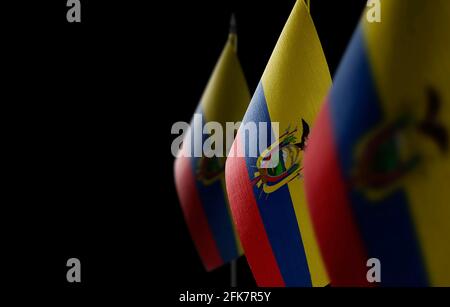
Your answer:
(174, 17), (250, 271)
(304, 0), (450, 286)
(225, 0), (331, 287)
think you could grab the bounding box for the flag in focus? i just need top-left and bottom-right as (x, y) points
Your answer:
(174, 17), (250, 271)
(304, 0), (450, 286)
(225, 0), (331, 287)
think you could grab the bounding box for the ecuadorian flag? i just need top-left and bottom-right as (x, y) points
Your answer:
(225, 0), (331, 286)
(304, 0), (450, 286)
(174, 23), (250, 271)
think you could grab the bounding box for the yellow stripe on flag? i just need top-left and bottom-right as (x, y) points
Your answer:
(201, 33), (251, 126)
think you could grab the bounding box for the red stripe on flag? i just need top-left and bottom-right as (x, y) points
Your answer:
(304, 102), (370, 286)
(174, 155), (223, 271)
(225, 135), (285, 286)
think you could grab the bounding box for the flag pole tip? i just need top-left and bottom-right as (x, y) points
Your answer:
(229, 13), (237, 34)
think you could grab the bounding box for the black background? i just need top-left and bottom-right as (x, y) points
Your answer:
(10, 0), (441, 302)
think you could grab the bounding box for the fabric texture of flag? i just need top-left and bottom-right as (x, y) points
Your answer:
(304, 0), (450, 286)
(174, 28), (250, 271)
(225, 0), (331, 287)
